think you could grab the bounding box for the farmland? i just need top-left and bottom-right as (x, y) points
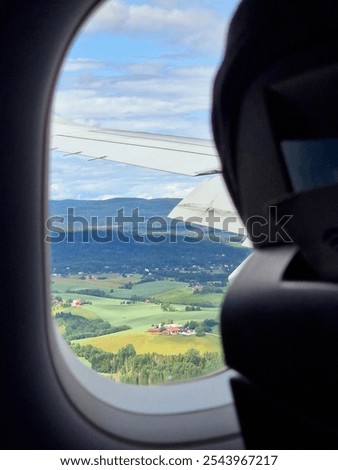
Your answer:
(52, 273), (225, 383)
(49, 197), (251, 385)
(52, 274), (223, 335)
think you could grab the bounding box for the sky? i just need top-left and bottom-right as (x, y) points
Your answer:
(50, 0), (241, 200)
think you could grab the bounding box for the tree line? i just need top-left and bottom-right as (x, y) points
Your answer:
(71, 343), (225, 385)
(55, 312), (130, 340)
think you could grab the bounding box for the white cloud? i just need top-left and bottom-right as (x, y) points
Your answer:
(124, 62), (163, 75)
(84, 0), (129, 31)
(55, 88), (208, 118)
(95, 194), (120, 200)
(53, 62), (215, 138)
(83, 0), (228, 55)
(62, 58), (103, 72)
(49, 151), (207, 200)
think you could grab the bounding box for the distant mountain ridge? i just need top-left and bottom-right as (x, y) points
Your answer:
(48, 198), (251, 278)
(49, 198), (182, 225)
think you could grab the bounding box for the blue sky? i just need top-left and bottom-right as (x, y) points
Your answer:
(50, 0), (240, 200)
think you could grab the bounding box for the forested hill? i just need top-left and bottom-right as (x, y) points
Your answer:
(48, 198), (251, 279)
(49, 198), (181, 226)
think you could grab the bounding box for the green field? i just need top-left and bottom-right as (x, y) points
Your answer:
(154, 286), (224, 305)
(55, 294), (221, 333)
(51, 273), (142, 292)
(51, 275), (226, 304)
(52, 275), (224, 372)
(52, 303), (100, 320)
(110, 280), (191, 299)
(51, 275), (187, 300)
(76, 330), (223, 355)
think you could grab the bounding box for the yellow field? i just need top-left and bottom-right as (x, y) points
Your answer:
(76, 331), (222, 355)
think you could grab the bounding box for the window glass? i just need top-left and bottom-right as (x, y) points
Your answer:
(49, 0), (249, 386)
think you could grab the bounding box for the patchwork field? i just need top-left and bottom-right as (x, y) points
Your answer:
(52, 274), (225, 384)
(51, 276), (226, 305)
(54, 294), (220, 329)
(51, 274), (143, 291)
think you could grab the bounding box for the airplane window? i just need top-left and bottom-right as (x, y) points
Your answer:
(48, 0), (249, 387)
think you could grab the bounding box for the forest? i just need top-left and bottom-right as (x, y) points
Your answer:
(71, 342), (225, 385)
(49, 197), (251, 280)
(55, 312), (131, 340)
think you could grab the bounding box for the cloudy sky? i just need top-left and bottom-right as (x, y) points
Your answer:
(50, 0), (240, 200)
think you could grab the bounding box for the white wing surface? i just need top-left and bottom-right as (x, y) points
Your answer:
(51, 120), (221, 177)
(168, 175), (245, 235)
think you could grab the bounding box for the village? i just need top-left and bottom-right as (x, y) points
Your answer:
(148, 323), (196, 336)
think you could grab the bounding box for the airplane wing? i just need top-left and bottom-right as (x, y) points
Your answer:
(50, 118), (249, 243)
(51, 120), (221, 177)
(168, 175), (245, 235)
